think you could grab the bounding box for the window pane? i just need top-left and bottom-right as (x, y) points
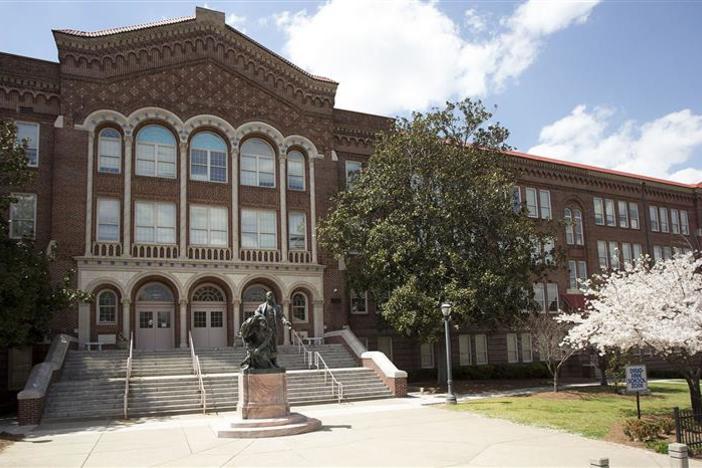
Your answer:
(681, 210), (690, 235)
(259, 233), (276, 249)
(605, 199), (616, 226)
(525, 188), (538, 218)
(210, 207), (228, 231)
(241, 210), (257, 233)
(157, 160), (176, 178)
(546, 283), (559, 312)
(158, 203), (176, 228)
(192, 132), (226, 152)
(289, 175), (304, 191)
(609, 241), (620, 269)
(137, 125), (176, 146)
(191, 206), (208, 229)
(157, 227), (175, 244)
(659, 207), (669, 233)
(593, 198), (604, 225)
(597, 240), (609, 269)
(136, 202), (153, 227)
(241, 170), (257, 186)
(136, 226), (154, 243)
(539, 190), (551, 219)
(533, 283), (545, 312)
(191, 229), (208, 245)
(649, 206), (659, 231)
(16, 122), (38, 165)
(258, 172), (275, 188)
(671, 209), (680, 234)
(617, 200), (629, 228)
(210, 230), (227, 246)
(629, 203), (640, 229)
(242, 233), (258, 248)
(136, 160), (155, 176)
(259, 212), (276, 234)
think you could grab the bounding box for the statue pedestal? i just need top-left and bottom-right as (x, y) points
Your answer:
(217, 368), (321, 438)
(238, 368), (289, 419)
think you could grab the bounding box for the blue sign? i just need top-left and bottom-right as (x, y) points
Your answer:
(626, 365), (648, 392)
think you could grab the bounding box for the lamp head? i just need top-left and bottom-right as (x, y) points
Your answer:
(441, 302), (452, 318)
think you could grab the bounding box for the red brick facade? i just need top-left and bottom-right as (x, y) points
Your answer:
(1, 7), (700, 374)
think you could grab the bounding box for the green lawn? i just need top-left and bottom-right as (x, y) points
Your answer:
(450, 381), (690, 439)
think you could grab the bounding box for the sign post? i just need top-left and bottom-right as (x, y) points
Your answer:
(626, 365), (648, 419)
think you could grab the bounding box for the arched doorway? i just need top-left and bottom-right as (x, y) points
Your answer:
(242, 284), (272, 321)
(135, 282), (175, 350)
(191, 284), (227, 349)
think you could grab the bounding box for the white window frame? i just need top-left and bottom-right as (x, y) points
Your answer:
(539, 190), (552, 220)
(564, 208), (574, 245)
(653, 245), (663, 261)
(135, 127), (177, 179)
(593, 198), (604, 225)
(96, 198), (120, 243)
(240, 139), (276, 188)
(459, 334), (472, 366)
(521, 333), (533, 363)
(287, 150), (305, 191)
(9, 192), (37, 240)
(597, 240), (609, 270)
(241, 208), (277, 250)
(609, 241), (620, 269)
(681, 210), (690, 235)
(507, 333), (519, 363)
(617, 200), (629, 228)
(288, 211), (307, 251)
(659, 207), (669, 233)
(420, 342), (435, 369)
(190, 205), (228, 247)
(350, 290), (368, 315)
(96, 290), (118, 324)
(474, 334), (488, 365)
(291, 291), (308, 323)
(629, 202), (640, 230)
(98, 128), (122, 174)
(533, 283), (546, 312)
(135, 201), (176, 244)
(632, 244), (643, 262)
(189, 134), (228, 183)
(621, 242), (633, 266)
(605, 199), (616, 227)
(345, 160), (363, 188)
(573, 209), (584, 245)
(15, 121), (39, 167)
(649, 205), (660, 232)
(546, 283), (559, 313)
(525, 188), (538, 218)
(671, 209), (680, 235)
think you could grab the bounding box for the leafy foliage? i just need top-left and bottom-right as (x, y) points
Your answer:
(0, 119), (90, 348)
(318, 99), (557, 340)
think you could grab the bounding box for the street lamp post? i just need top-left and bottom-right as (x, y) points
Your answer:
(441, 302), (457, 404)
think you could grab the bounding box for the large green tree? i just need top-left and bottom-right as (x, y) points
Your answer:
(318, 99), (556, 341)
(0, 119), (88, 348)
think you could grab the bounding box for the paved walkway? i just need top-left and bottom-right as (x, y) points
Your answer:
(0, 397), (696, 467)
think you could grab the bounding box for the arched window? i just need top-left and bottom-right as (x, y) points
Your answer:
(97, 290), (117, 323)
(240, 138), (275, 188)
(190, 132), (227, 183)
(287, 150), (305, 191)
(291, 292), (307, 323)
(192, 285), (225, 302)
(564, 207), (585, 246)
(98, 128), (122, 173)
(136, 125), (177, 179)
(242, 284), (270, 303)
(137, 282), (174, 302)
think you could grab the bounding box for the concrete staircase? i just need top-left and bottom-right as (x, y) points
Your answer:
(42, 343), (392, 422)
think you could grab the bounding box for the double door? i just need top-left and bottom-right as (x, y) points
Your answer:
(136, 306), (174, 350)
(191, 306), (227, 348)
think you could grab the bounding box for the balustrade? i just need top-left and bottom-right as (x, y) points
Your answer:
(132, 243), (179, 259)
(239, 248), (281, 263)
(92, 242), (122, 257)
(288, 250), (312, 264)
(188, 246), (232, 261)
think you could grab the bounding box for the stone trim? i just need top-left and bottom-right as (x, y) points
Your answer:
(362, 354), (408, 398)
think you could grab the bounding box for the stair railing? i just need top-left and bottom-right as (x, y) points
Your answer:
(313, 351), (344, 403)
(123, 332), (133, 419)
(290, 328), (313, 368)
(189, 332), (207, 414)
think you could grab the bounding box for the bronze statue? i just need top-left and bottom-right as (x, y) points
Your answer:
(239, 291), (291, 370)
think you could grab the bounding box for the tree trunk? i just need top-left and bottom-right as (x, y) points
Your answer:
(597, 354), (609, 386)
(684, 368), (702, 418)
(553, 367), (559, 393)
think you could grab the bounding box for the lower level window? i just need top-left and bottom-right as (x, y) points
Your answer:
(241, 209), (276, 249)
(459, 334), (472, 366)
(350, 290), (367, 314)
(291, 292), (308, 322)
(190, 205), (228, 246)
(506, 333), (519, 363)
(9, 193), (36, 239)
(193, 311), (207, 328)
(97, 291), (117, 323)
(474, 334), (488, 365)
(420, 342), (434, 368)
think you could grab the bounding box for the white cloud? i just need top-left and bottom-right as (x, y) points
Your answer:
(528, 106), (702, 184)
(274, 0), (599, 114)
(226, 13), (246, 32)
(464, 9), (487, 34)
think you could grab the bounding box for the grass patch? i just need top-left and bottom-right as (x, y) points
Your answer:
(450, 381), (690, 439)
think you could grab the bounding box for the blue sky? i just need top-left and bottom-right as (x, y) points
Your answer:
(1, 0), (701, 183)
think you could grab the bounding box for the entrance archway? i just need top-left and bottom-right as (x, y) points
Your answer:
(191, 284), (227, 348)
(135, 282), (175, 349)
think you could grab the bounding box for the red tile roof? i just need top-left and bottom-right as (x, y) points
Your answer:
(505, 149), (699, 189)
(54, 15), (195, 38)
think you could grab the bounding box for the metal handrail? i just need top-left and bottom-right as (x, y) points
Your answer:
(290, 328), (313, 368)
(123, 332), (133, 419)
(313, 351), (344, 403)
(189, 332), (207, 413)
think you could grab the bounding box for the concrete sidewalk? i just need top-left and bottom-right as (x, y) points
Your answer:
(0, 397), (696, 467)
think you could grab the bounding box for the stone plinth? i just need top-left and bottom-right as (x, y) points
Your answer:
(218, 368), (321, 438)
(238, 368), (290, 419)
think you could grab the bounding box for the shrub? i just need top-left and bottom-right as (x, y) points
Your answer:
(623, 416), (673, 442)
(408, 362), (551, 382)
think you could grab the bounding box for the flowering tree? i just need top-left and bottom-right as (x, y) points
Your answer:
(561, 253), (702, 413)
(523, 312), (578, 392)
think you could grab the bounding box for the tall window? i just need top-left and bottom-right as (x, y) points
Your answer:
(629, 203), (640, 229)
(511, 186), (522, 213)
(521, 333), (533, 363)
(240, 138), (275, 188)
(98, 128), (122, 173)
(564, 208), (574, 244)
(568, 260), (587, 290)
(539, 190), (552, 219)
(621, 242), (633, 266)
(608, 241), (620, 269)
(564, 208), (584, 245)
(241, 209), (276, 249)
(605, 199), (616, 226)
(288, 212), (306, 250)
(546, 283), (559, 312)
(350, 290), (367, 314)
(136, 125), (177, 178)
(533, 283), (545, 312)
(632, 243), (643, 261)
(190, 131), (227, 183)
(97, 198), (120, 242)
(681, 210), (690, 235)
(525, 188), (538, 218)
(671, 209), (680, 234)
(16, 122), (39, 167)
(9, 193), (36, 239)
(345, 160), (362, 188)
(649, 206), (660, 232)
(135, 201), (176, 244)
(287, 150), (305, 190)
(420, 342), (435, 368)
(506, 333), (519, 363)
(459, 334), (472, 366)
(617, 200), (629, 228)
(97, 290), (117, 324)
(597, 240), (609, 269)
(474, 334), (488, 365)
(190, 205), (228, 246)
(291, 292), (308, 322)
(659, 207), (669, 233)
(593, 198), (604, 225)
